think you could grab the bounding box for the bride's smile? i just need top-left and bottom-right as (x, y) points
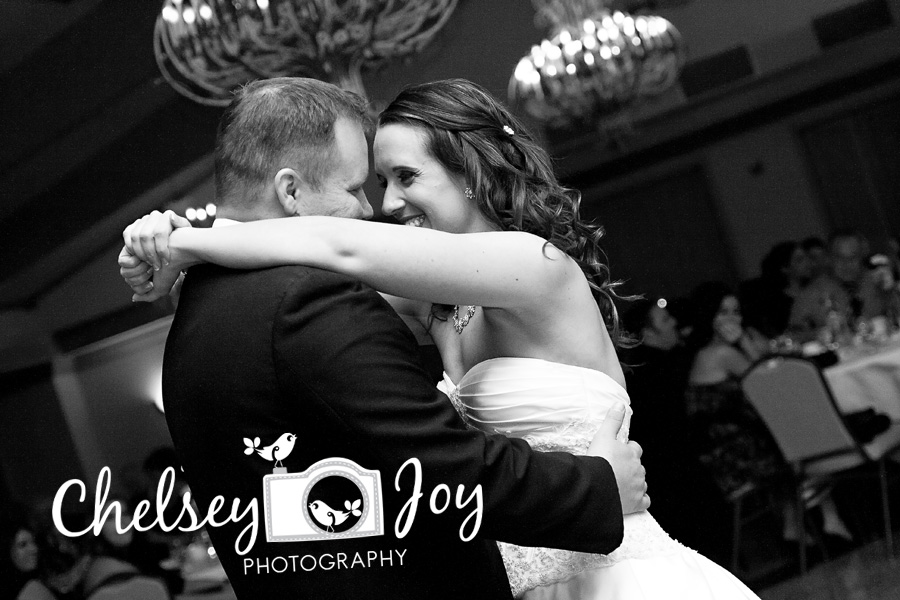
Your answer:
(402, 214), (426, 228)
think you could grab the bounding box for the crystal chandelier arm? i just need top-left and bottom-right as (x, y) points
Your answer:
(531, 0), (610, 34)
(399, 2), (458, 52)
(509, 3), (684, 129)
(369, 0), (458, 61)
(154, 0), (460, 104)
(155, 18), (242, 105)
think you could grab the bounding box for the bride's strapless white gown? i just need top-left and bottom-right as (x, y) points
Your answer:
(438, 357), (760, 600)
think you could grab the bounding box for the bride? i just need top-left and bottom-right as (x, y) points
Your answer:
(122, 79), (759, 599)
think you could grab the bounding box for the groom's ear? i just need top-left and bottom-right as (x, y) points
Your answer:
(274, 168), (304, 216)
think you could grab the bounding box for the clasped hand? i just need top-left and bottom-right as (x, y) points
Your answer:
(118, 210), (190, 302)
(588, 404), (649, 515)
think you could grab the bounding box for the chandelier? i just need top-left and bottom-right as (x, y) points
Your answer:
(154, 0), (458, 106)
(509, 0), (685, 129)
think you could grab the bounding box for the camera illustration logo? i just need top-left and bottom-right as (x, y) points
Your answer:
(263, 458), (384, 543)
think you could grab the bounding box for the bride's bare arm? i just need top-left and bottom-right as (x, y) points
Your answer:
(130, 215), (581, 310)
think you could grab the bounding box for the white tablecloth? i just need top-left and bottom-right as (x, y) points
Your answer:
(175, 556), (234, 599)
(824, 341), (900, 420)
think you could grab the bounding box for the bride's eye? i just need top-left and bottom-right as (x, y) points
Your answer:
(397, 169), (418, 185)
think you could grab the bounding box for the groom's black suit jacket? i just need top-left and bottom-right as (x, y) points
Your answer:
(163, 264), (624, 599)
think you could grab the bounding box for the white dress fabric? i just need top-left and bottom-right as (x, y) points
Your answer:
(438, 357), (760, 600)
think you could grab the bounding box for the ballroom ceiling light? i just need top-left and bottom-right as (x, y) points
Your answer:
(185, 203), (217, 227)
(154, 0), (459, 106)
(509, 0), (685, 129)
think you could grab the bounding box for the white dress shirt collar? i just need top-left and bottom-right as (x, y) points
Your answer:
(212, 217), (242, 228)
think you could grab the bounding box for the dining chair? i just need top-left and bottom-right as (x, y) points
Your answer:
(726, 479), (784, 575)
(85, 574), (170, 600)
(741, 356), (900, 573)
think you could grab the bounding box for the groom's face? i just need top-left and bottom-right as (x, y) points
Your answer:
(295, 117), (373, 220)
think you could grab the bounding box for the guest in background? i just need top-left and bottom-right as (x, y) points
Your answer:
(888, 235), (900, 272)
(684, 282), (780, 501)
(81, 497), (170, 600)
(128, 448), (189, 595)
(790, 229), (891, 336)
(622, 297), (691, 428)
(1, 512), (43, 600)
(621, 297), (730, 564)
(664, 296), (695, 340)
(801, 236), (829, 280)
(686, 282), (852, 544)
(24, 500), (93, 600)
(868, 237), (900, 328)
(740, 241), (812, 338)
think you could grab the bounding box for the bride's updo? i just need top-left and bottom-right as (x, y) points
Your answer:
(378, 78), (629, 345)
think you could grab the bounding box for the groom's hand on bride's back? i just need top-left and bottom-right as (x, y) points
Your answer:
(588, 403), (650, 515)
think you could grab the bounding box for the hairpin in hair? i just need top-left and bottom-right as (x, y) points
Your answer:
(502, 125), (515, 136)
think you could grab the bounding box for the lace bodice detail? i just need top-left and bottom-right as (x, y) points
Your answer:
(438, 358), (683, 597)
(441, 378), (469, 424)
(498, 512), (688, 596)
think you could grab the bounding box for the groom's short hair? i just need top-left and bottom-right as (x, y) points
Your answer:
(214, 77), (371, 208)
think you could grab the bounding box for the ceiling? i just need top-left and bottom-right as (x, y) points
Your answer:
(2, 0), (899, 313)
(0, 0), (521, 311)
(0, 0), (223, 309)
(0, 0), (103, 73)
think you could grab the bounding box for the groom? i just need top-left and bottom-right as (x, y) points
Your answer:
(119, 78), (647, 599)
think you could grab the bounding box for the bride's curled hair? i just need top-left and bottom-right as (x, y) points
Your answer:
(378, 79), (630, 346)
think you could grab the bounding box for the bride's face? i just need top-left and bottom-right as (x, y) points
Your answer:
(374, 123), (494, 234)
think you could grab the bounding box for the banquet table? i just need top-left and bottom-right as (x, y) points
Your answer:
(177, 585), (236, 600)
(824, 339), (900, 420)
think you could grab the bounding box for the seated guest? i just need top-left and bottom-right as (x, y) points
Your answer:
(622, 297), (692, 430)
(889, 235), (900, 272)
(686, 283), (852, 543)
(24, 500), (93, 600)
(128, 448), (191, 595)
(740, 241), (812, 338)
(81, 498), (170, 600)
(1, 511), (43, 600)
(621, 298), (730, 564)
(802, 236), (829, 280)
(790, 229), (892, 336)
(684, 282), (781, 500)
(664, 296), (695, 340)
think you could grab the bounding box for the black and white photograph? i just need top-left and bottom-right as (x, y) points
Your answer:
(2, 1), (900, 599)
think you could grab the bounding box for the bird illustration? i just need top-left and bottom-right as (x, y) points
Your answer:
(243, 433), (296, 469)
(308, 499), (363, 533)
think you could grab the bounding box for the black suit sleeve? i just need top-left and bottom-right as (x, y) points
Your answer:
(271, 269), (624, 553)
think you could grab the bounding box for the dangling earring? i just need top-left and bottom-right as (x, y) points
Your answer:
(464, 187), (474, 200)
